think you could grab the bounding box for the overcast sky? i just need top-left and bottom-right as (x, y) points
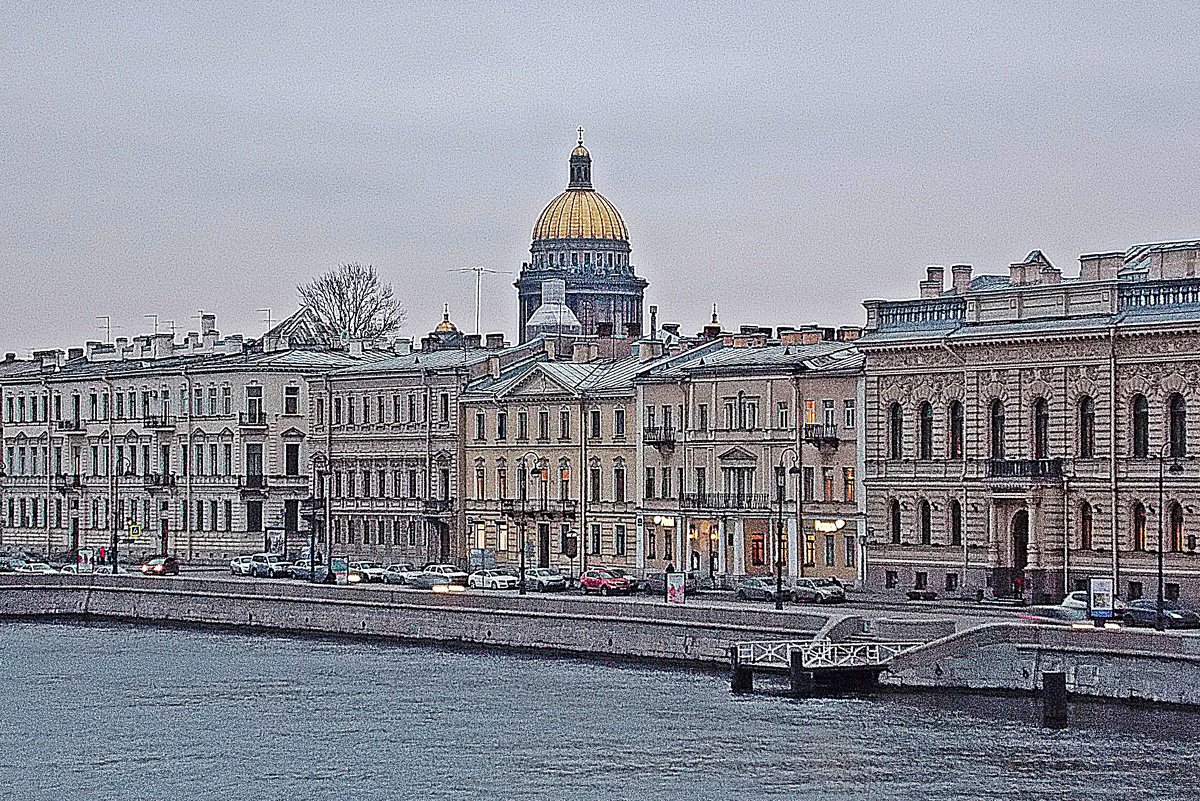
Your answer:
(3, 2), (1200, 352)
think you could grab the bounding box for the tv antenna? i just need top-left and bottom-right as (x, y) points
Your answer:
(144, 314), (160, 335)
(450, 266), (511, 335)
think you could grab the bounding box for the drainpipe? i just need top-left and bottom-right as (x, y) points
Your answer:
(939, 339), (969, 590)
(793, 373), (805, 578)
(1108, 325), (1119, 594)
(423, 367), (433, 561)
(1062, 364), (1070, 598)
(42, 377), (52, 557)
(324, 374), (333, 574)
(104, 376), (116, 567)
(184, 368), (193, 561)
(578, 390), (588, 573)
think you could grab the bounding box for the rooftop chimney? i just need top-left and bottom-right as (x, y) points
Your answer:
(4, 352), (15, 363)
(836, 326), (863, 342)
(920, 264), (945, 298)
(485, 333), (505, 350)
(951, 264), (972, 295)
(201, 313), (217, 335)
(464, 333), (482, 349)
(649, 306), (658, 340)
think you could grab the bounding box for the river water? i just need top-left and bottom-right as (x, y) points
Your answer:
(2, 620), (1198, 801)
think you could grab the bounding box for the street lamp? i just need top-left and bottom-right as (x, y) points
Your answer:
(1157, 441), (1184, 631)
(775, 449), (802, 612)
(517, 450), (543, 596)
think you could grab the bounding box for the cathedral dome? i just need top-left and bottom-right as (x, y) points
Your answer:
(532, 135), (629, 242)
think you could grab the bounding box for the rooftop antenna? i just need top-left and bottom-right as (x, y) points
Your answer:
(144, 314), (159, 335)
(450, 266), (511, 335)
(257, 308), (273, 334)
(164, 320), (176, 335)
(95, 316), (115, 343)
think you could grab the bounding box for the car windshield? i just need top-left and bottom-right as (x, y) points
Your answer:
(811, 578), (837, 587)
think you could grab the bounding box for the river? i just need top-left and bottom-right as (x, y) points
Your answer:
(2, 620), (1198, 801)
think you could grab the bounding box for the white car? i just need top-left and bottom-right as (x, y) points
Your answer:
(230, 555), (255, 576)
(423, 563), (469, 585)
(350, 561), (387, 583)
(468, 570), (519, 590)
(16, 562), (57, 574)
(383, 563), (424, 585)
(1061, 590), (1127, 611)
(249, 553), (291, 578)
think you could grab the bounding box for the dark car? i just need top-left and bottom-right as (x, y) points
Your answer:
(1123, 599), (1200, 629)
(139, 556), (179, 576)
(641, 572), (700, 595)
(735, 577), (792, 603)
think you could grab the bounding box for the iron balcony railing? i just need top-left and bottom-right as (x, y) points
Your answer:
(144, 414), (174, 429)
(423, 498), (455, 515)
(239, 474), (268, 491)
(239, 410), (267, 427)
(643, 426), (676, 446)
(803, 424), (840, 443)
(681, 492), (773, 511)
(55, 419), (84, 432)
(53, 474), (84, 492)
(986, 458), (1064, 481)
(143, 473), (177, 489)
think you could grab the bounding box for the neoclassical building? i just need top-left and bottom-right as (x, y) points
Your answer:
(515, 136), (648, 340)
(861, 242), (1200, 603)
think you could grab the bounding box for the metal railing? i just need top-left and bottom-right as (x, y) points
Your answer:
(239, 474), (268, 490)
(803, 424), (840, 442)
(642, 426), (676, 446)
(735, 639), (923, 670)
(986, 458), (1064, 480)
(681, 492), (772, 511)
(144, 414), (174, 429)
(239, 410), (267, 427)
(143, 473), (177, 489)
(55, 420), (83, 432)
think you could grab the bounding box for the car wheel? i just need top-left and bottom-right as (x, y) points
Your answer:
(736, 590), (746, 600)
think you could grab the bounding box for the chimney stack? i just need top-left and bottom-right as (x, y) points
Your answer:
(951, 264), (972, 295)
(485, 333), (505, 350)
(201, 313), (217, 335)
(649, 305), (658, 339)
(920, 265), (945, 298)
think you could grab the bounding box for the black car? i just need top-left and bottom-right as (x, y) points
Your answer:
(1123, 599), (1200, 629)
(641, 572), (700, 595)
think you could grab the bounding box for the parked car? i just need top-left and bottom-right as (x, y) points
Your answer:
(92, 564), (130, 575)
(382, 563), (424, 585)
(139, 556), (180, 576)
(793, 577), (846, 604)
(1061, 590), (1128, 611)
(422, 563), (469, 585)
(468, 569), (520, 590)
(525, 567), (568, 592)
(641, 572), (700, 595)
(229, 555), (255, 576)
(1018, 605), (1092, 626)
(409, 572), (455, 590)
(250, 553), (291, 578)
(1122, 599), (1200, 629)
(580, 568), (635, 596)
(288, 559), (330, 582)
(349, 561), (387, 583)
(15, 562), (57, 575)
(907, 588), (938, 601)
(734, 577), (791, 603)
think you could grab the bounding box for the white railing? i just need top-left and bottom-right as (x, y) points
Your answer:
(736, 639), (923, 670)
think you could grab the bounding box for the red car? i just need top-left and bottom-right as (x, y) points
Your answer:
(139, 556), (180, 576)
(580, 568), (634, 596)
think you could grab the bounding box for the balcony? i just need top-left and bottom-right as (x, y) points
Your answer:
(56, 419), (84, 434)
(681, 492), (772, 511)
(803, 424), (840, 446)
(144, 414), (175, 430)
(423, 497), (455, 517)
(986, 458), (1064, 483)
(239, 474), (268, 493)
(643, 426), (676, 450)
(238, 410), (268, 429)
(53, 474), (83, 493)
(143, 473), (177, 490)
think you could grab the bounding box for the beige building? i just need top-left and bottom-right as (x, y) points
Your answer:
(460, 337), (652, 577)
(635, 323), (866, 586)
(861, 242), (1200, 603)
(0, 311), (363, 563)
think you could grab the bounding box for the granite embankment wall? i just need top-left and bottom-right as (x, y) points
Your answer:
(884, 621), (1200, 706)
(0, 575), (831, 667)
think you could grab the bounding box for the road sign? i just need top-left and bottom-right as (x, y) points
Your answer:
(128, 522), (143, 539)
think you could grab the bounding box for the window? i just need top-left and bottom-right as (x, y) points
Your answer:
(440, 392), (450, 423)
(613, 466), (626, 502)
(824, 534), (835, 567)
(222, 387), (232, 416)
(517, 411), (528, 440)
(945, 573), (959, 592)
(590, 408), (601, 439)
(802, 467), (814, 501)
(246, 500), (263, 532)
(749, 532), (765, 566)
(1170, 502), (1184, 552)
(697, 404), (709, 431)
(474, 468), (485, 500)
(559, 409), (570, 440)
(888, 402), (903, 460)
(843, 467), (856, 503)
(1132, 502), (1147, 551)
(1166, 582), (1181, 602)
(889, 499), (901, 544)
(1079, 501), (1093, 550)
(949, 498), (963, 546)
(845, 535), (855, 567)
(1169, 393), (1187, 458)
(615, 524), (627, 555)
(843, 399), (856, 429)
(497, 411), (508, 440)
(885, 570), (898, 589)
(589, 523), (601, 555)
(614, 408), (626, 438)
(284, 386), (300, 415)
(589, 466), (601, 501)
(914, 571), (928, 590)
(661, 467), (672, 498)
(990, 399), (1006, 458)
(918, 402), (934, 460)
(334, 397), (343, 425)
(498, 521), (509, 551)
(284, 443), (300, 476)
(538, 410), (550, 440)
(1078, 396), (1095, 458)
(1128, 581), (1143, 601)
(945, 402), (964, 460)
(1132, 394), (1149, 457)
(822, 468), (834, 501)
(475, 412), (486, 441)
(644, 467), (656, 499)
(823, 399), (835, 428)
(1033, 397), (1050, 459)
(777, 402), (789, 429)
(919, 500), (931, 545)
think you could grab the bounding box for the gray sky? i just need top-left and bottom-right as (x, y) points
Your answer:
(4, 2), (1200, 352)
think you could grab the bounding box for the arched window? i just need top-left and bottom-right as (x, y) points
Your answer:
(918, 402), (934, 460)
(1132, 394), (1149, 458)
(888, 403), (903, 460)
(1169, 393), (1187, 458)
(1132, 502), (1147, 551)
(1033, 397), (1050, 459)
(989, 399), (1006, 459)
(949, 498), (963, 546)
(948, 400), (964, 459)
(919, 500), (932, 545)
(889, 499), (901, 544)
(1078, 396), (1095, 458)
(1170, 502), (1184, 552)
(1079, 501), (1093, 550)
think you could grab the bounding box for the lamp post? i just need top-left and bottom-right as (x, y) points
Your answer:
(111, 455), (135, 573)
(517, 450), (542, 595)
(775, 448), (801, 611)
(1157, 441), (1184, 631)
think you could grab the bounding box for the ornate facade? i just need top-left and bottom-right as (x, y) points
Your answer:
(861, 243), (1200, 602)
(515, 136), (648, 341)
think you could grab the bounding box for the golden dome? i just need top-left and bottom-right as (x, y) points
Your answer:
(571, 143), (590, 158)
(434, 304), (457, 333)
(533, 188), (629, 242)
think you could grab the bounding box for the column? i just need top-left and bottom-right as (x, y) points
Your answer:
(717, 518), (728, 576)
(787, 516), (799, 579)
(731, 517), (745, 577)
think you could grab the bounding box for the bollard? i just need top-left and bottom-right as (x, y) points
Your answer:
(789, 649), (810, 696)
(730, 646), (753, 694)
(1042, 671), (1068, 728)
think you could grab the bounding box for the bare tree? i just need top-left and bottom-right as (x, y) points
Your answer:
(297, 263), (407, 341)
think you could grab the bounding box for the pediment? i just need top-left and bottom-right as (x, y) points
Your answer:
(718, 446), (757, 462)
(279, 426), (305, 439)
(498, 367), (577, 400)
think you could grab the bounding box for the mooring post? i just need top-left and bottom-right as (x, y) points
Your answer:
(789, 648), (808, 696)
(1042, 671), (1068, 727)
(730, 646), (753, 694)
